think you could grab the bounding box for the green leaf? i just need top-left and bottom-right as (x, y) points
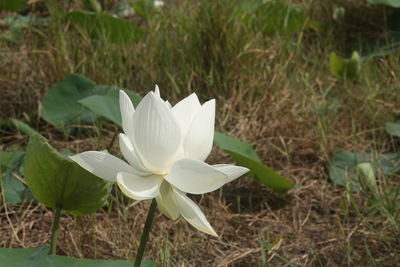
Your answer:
(24, 134), (112, 215)
(329, 51), (361, 80)
(329, 150), (400, 191)
(213, 132), (260, 161)
(366, 0), (400, 7)
(214, 132), (294, 193)
(356, 163), (379, 197)
(2, 172), (27, 204)
(0, 0), (28, 11)
(10, 119), (37, 135)
(385, 121), (400, 137)
(0, 151), (25, 171)
(79, 87), (142, 127)
(66, 11), (143, 44)
(0, 151), (31, 204)
(41, 74), (107, 130)
(0, 247), (157, 267)
(1, 118), (38, 136)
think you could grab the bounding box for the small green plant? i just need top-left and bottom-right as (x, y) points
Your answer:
(329, 51), (361, 80)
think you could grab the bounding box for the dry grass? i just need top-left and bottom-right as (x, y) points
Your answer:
(1, 0), (400, 266)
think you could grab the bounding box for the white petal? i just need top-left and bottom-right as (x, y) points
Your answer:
(165, 158), (227, 194)
(132, 92), (182, 173)
(183, 99), (215, 161)
(154, 85), (171, 108)
(213, 164), (249, 183)
(165, 100), (172, 109)
(119, 133), (149, 175)
(154, 85), (160, 97)
(172, 93), (201, 136)
(119, 90), (135, 142)
(70, 151), (134, 182)
(156, 181), (180, 220)
(172, 188), (217, 236)
(116, 172), (162, 200)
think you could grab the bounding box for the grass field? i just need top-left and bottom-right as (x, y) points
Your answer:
(1, 0), (400, 266)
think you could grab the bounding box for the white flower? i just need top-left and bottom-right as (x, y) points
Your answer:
(70, 86), (249, 236)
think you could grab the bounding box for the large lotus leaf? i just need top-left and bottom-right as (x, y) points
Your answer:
(214, 132), (294, 193)
(367, 0), (400, 7)
(25, 134), (112, 215)
(41, 74), (108, 129)
(329, 51), (361, 80)
(329, 150), (400, 191)
(66, 11), (143, 44)
(0, 247), (157, 267)
(79, 87), (142, 126)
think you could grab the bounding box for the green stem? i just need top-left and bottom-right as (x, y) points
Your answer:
(49, 207), (62, 255)
(134, 199), (157, 267)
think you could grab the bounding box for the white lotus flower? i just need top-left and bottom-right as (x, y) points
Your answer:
(70, 86), (249, 236)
